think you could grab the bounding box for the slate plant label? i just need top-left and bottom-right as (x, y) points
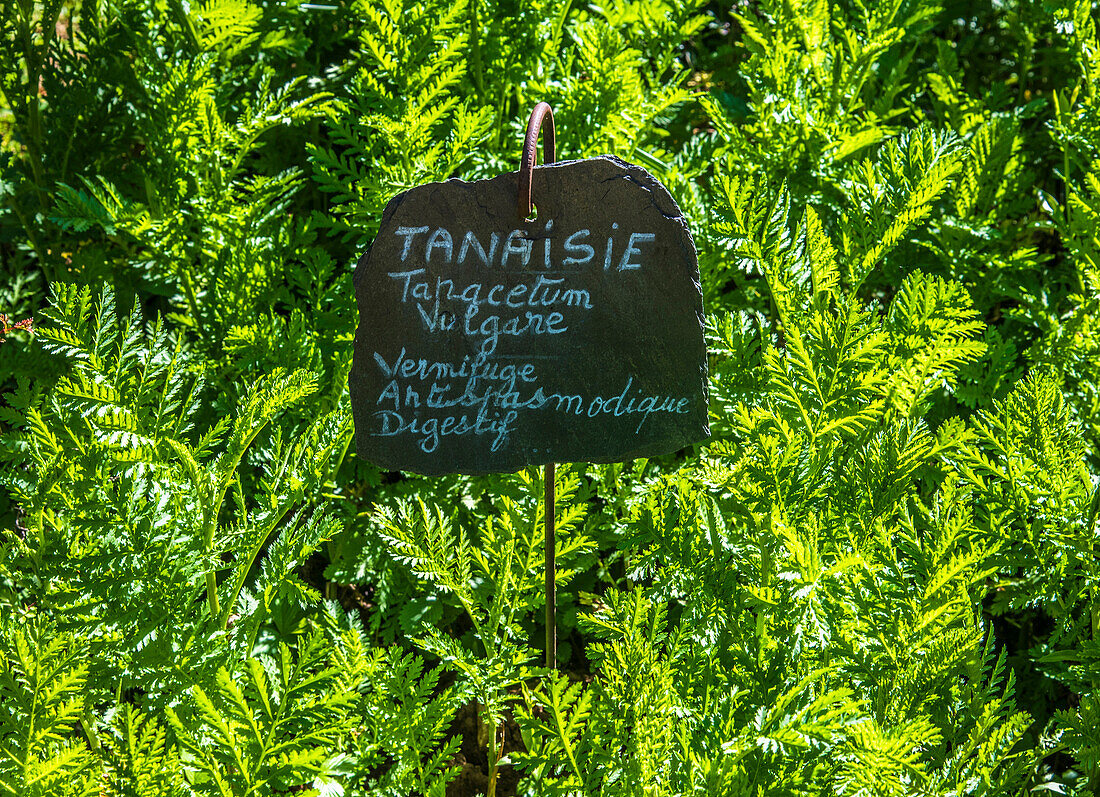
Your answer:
(350, 155), (709, 475)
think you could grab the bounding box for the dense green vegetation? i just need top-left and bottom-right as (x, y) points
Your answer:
(2, 0), (1100, 793)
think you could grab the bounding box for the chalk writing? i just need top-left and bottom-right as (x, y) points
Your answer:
(349, 155), (709, 474)
(371, 365), (693, 453)
(386, 264), (596, 353)
(395, 224), (655, 272)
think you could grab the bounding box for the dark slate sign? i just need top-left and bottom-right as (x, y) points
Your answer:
(350, 155), (708, 475)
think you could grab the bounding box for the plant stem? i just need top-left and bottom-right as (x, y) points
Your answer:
(181, 270), (205, 335)
(205, 570), (220, 618)
(486, 713), (498, 797)
(204, 515), (221, 617)
(81, 703), (100, 752)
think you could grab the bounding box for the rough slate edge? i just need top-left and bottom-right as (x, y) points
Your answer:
(349, 155), (710, 474)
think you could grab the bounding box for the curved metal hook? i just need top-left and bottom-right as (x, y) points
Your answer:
(518, 102), (556, 222)
(518, 102), (559, 669)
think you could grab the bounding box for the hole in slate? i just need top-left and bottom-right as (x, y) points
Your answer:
(525, 203), (538, 223)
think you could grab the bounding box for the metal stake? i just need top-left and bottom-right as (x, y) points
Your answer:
(519, 102), (558, 669)
(544, 462), (556, 669)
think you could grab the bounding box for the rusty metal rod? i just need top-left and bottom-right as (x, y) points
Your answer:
(518, 102), (556, 222)
(545, 462), (556, 669)
(518, 102), (558, 669)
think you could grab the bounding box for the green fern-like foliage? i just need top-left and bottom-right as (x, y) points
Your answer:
(308, 0), (493, 244)
(509, 154), (1043, 792)
(372, 467), (591, 791)
(702, 0), (936, 205)
(1, 285), (347, 705)
(100, 706), (187, 797)
(955, 373), (1098, 685)
(348, 645), (462, 796)
(309, 0), (702, 251)
(4, 0), (1100, 791)
(166, 628), (367, 795)
(1054, 644), (1100, 789)
(0, 617), (96, 797)
(28, 0), (346, 419)
(509, 185), (1036, 792)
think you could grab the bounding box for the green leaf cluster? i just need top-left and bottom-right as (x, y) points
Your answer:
(2, 0), (1100, 793)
